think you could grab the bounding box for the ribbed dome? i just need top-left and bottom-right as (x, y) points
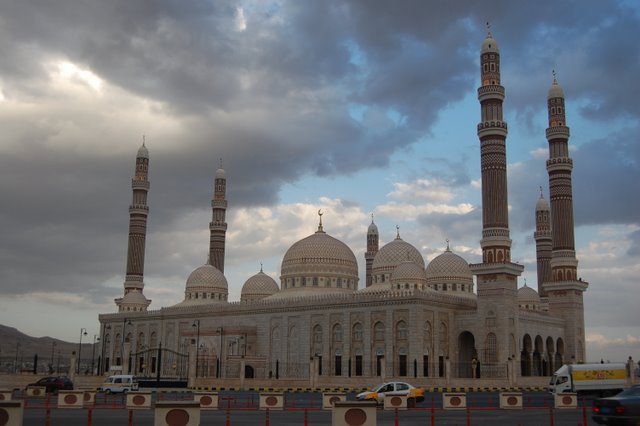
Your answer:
(548, 79), (565, 99)
(391, 260), (427, 283)
(186, 262), (228, 291)
(137, 142), (149, 159)
(281, 231), (358, 276)
(481, 32), (499, 54)
(241, 270), (279, 301)
(518, 284), (540, 302)
(372, 237), (425, 273)
(426, 249), (473, 284)
(277, 225), (359, 298)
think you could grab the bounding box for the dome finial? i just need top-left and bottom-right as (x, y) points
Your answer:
(142, 134), (146, 147)
(317, 209), (324, 233)
(396, 225), (401, 239)
(371, 212), (375, 224)
(260, 261), (263, 273)
(524, 278), (528, 287)
(206, 254), (212, 265)
(552, 69), (557, 85)
(219, 158), (223, 168)
(539, 186), (544, 199)
(446, 238), (450, 251)
(486, 21), (492, 36)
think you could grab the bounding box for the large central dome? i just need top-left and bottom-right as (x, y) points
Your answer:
(274, 219), (358, 298)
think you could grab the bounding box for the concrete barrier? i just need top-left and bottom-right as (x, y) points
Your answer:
(82, 390), (97, 407)
(0, 390), (14, 401)
(499, 392), (523, 409)
(126, 391), (153, 410)
(332, 400), (377, 426)
(322, 392), (346, 410)
(154, 401), (200, 426)
(0, 401), (23, 426)
(57, 390), (85, 409)
(554, 393), (577, 409)
(193, 392), (218, 410)
(25, 386), (46, 398)
(442, 392), (467, 410)
(259, 392), (284, 411)
(383, 394), (407, 411)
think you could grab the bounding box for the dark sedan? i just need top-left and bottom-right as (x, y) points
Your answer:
(27, 376), (74, 393)
(593, 385), (640, 425)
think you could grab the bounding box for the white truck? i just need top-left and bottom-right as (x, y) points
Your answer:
(549, 363), (628, 397)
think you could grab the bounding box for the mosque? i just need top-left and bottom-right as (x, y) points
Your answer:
(98, 31), (588, 386)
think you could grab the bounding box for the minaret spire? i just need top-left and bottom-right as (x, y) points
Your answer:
(115, 140), (152, 312)
(365, 213), (379, 288)
(545, 74), (588, 362)
(535, 187), (552, 299)
(469, 29), (523, 364)
(209, 160), (228, 272)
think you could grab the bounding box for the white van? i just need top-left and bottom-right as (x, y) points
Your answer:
(99, 375), (139, 394)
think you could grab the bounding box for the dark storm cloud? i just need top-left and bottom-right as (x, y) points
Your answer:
(0, 0), (639, 303)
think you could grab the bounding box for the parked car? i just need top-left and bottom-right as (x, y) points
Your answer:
(592, 385), (640, 425)
(356, 381), (425, 404)
(27, 376), (73, 393)
(98, 374), (139, 394)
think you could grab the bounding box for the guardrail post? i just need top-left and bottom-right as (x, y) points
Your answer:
(581, 401), (587, 426)
(466, 407), (471, 426)
(128, 409), (133, 426)
(45, 407), (51, 426)
(304, 408), (309, 426)
(430, 396), (435, 426)
(394, 407), (399, 426)
(548, 404), (554, 426)
(86, 407), (93, 426)
(264, 407), (270, 426)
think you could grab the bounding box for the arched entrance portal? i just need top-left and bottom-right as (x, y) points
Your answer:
(245, 365), (254, 379)
(457, 331), (477, 378)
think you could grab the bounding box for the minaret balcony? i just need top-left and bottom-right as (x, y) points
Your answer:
(545, 126), (570, 140)
(477, 85), (505, 101)
(211, 200), (228, 208)
(129, 205), (149, 213)
(477, 120), (508, 138)
(546, 157), (573, 172)
(131, 180), (150, 190)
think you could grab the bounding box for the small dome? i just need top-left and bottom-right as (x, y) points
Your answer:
(426, 249), (473, 282)
(215, 167), (225, 179)
(137, 142), (149, 159)
(186, 262), (228, 291)
(548, 79), (565, 99)
(391, 260), (427, 283)
(536, 193), (550, 212)
(481, 32), (499, 54)
(518, 284), (540, 302)
(373, 236), (425, 273)
(241, 270), (279, 301)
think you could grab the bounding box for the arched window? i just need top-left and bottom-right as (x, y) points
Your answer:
(313, 325), (322, 343)
(485, 333), (498, 363)
(332, 324), (343, 342)
(352, 323), (363, 342)
(396, 321), (408, 340)
(374, 322), (385, 342)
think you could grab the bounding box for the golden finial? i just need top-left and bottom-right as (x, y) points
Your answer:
(396, 225), (400, 239)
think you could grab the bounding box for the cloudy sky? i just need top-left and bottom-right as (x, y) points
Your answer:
(0, 0), (638, 363)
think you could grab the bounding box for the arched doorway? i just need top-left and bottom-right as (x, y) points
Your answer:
(244, 365), (254, 379)
(457, 331), (477, 378)
(521, 334), (532, 376)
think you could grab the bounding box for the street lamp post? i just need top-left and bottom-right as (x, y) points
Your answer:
(77, 328), (88, 374)
(192, 320), (200, 377)
(91, 335), (100, 375)
(14, 342), (21, 374)
(50, 342), (57, 373)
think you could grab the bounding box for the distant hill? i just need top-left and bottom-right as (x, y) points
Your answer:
(0, 324), (97, 374)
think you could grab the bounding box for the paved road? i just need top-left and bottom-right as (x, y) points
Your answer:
(16, 390), (600, 425)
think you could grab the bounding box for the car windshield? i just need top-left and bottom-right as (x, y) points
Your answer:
(372, 383), (389, 392)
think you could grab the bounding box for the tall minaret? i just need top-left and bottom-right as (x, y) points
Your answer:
(209, 161), (228, 273)
(534, 188), (552, 298)
(469, 28), (523, 363)
(365, 214), (379, 288)
(115, 141), (151, 312)
(545, 75), (588, 362)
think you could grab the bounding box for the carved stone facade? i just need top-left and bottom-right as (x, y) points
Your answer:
(99, 32), (587, 386)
